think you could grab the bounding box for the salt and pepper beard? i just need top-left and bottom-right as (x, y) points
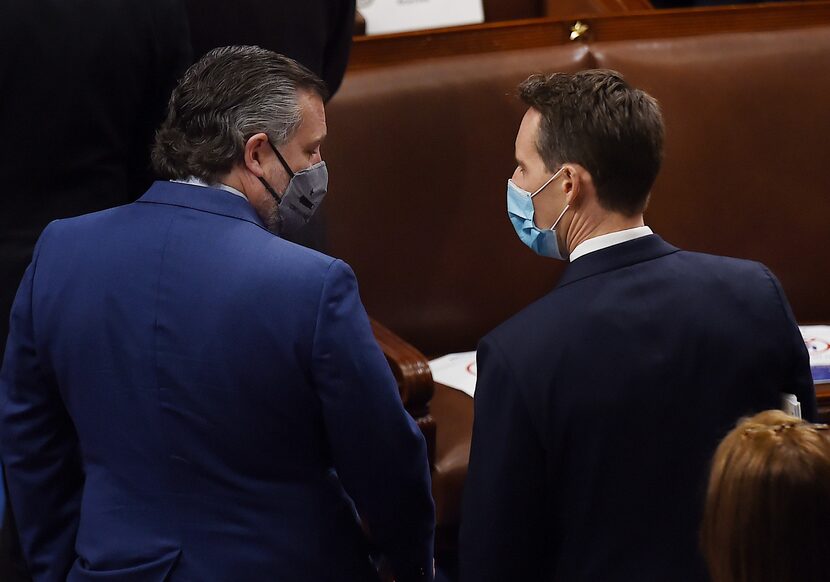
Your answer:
(266, 199), (282, 234)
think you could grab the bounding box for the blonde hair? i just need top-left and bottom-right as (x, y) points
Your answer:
(702, 410), (830, 582)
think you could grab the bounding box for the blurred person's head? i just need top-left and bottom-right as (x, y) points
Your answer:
(508, 69), (664, 259)
(702, 410), (830, 582)
(152, 45), (328, 234)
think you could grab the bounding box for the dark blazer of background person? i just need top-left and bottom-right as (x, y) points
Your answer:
(186, 0), (356, 98)
(0, 180), (435, 581)
(0, 2), (191, 579)
(0, 0), (191, 351)
(461, 235), (817, 581)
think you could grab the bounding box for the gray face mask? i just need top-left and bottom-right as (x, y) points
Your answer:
(259, 141), (328, 236)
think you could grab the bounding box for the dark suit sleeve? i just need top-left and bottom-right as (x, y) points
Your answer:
(763, 267), (817, 422)
(311, 259), (434, 581)
(321, 0), (355, 98)
(0, 230), (84, 581)
(150, 0), (192, 114)
(460, 338), (548, 582)
(129, 0), (192, 198)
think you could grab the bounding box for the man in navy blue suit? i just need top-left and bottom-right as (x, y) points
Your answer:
(459, 70), (816, 582)
(0, 46), (434, 581)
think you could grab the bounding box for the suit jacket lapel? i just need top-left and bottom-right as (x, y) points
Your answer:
(136, 181), (267, 229)
(556, 235), (680, 289)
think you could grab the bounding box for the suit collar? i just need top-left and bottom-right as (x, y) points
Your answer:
(136, 181), (266, 229)
(556, 234), (680, 289)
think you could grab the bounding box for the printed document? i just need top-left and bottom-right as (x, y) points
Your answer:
(799, 325), (830, 384)
(429, 351), (477, 397)
(359, 0), (484, 35)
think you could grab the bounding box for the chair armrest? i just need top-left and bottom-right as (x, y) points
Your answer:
(370, 317), (436, 469)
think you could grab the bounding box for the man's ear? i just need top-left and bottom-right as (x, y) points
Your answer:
(562, 164), (581, 206)
(244, 133), (270, 178)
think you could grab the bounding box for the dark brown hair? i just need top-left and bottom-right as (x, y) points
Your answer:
(702, 410), (830, 582)
(152, 45), (327, 183)
(518, 70), (664, 216)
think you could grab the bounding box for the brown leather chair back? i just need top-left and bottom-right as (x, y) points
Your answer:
(591, 28), (830, 321)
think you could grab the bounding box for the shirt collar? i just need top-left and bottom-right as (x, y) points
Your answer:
(137, 181), (265, 229)
(569, 226), (653, 262)
(172, 177), (248, 201)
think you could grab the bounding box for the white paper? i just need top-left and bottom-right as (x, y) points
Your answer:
(359, 0), (484, 36)
(781, 393), (802, 419)
(429, 351), (477, 397)
(799, 325), (830, 384)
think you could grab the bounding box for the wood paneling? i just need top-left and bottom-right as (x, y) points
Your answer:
(349, 2), (830, 70)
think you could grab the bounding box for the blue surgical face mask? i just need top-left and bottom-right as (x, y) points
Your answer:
(507, 167), (569, 260)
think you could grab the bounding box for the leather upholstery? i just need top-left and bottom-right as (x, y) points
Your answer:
(592, 28), (830, 323)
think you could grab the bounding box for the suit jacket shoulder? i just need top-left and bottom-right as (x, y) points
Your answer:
(463, 235), (815, 581)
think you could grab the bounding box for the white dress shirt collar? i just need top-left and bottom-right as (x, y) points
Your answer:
(569, 226), (653, 262)
(172, 177), (248, 201)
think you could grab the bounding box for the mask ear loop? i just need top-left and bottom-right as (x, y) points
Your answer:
(259, 140), (296, 205)
(258, 177), (283, 204)
(529, 166), (570, 231)
(550, 203), (570, 231)
(268, 141), (295, 178)
(530, 166), (564, 198)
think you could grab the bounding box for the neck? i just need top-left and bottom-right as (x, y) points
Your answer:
(565, 210), (645, 255)
(219, 170), (248, 197)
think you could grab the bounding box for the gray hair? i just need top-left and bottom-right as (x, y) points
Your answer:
(152, 46), (327, 183)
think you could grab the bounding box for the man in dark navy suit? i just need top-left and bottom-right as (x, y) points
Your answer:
(459, 70), (816, 582)
(0, 47), (434, 582)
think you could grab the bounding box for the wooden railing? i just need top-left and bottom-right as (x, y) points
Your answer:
(349, 1), (830, 70)
(371, 318), (436, 469)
